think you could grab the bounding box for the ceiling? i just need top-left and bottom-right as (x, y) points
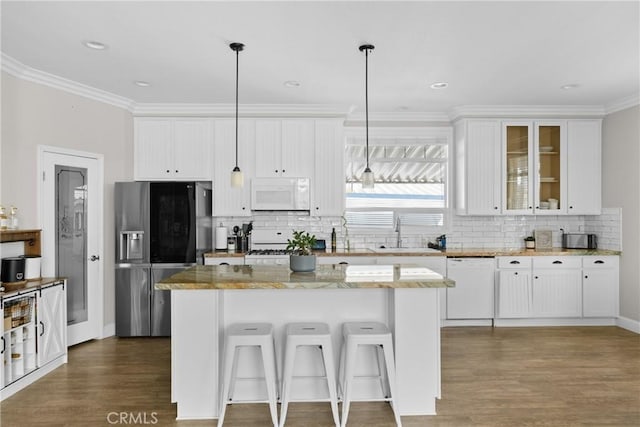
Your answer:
(1, 1), (638, 114)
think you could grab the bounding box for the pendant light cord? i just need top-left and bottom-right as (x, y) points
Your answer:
(235, 47), (239, 169)
(365, 47), (369, 170)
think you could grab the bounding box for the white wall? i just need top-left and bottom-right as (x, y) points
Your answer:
(602, 105), (640, 326)
(1, 71), (133, 333)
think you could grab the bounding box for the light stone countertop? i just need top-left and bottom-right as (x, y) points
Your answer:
(204, 248), (621, 258)
(0, 277), (65, 298)
(155, 264), (454, 290)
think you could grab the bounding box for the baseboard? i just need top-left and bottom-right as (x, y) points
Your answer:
(102, 322), (116, 339)
(442, 319), (493, 327)
(493, 318), (617, 327)
(616, 316), (640, 334)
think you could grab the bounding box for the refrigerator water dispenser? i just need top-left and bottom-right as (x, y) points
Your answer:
(120, 231), (144, 261)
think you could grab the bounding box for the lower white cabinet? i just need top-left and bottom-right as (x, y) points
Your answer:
(497, 269), (532, 318)
(37, 284), (66, 367)
(1, 281), (67, 400)
(317, 256), (379, 265)
(582, 256), (619, 317)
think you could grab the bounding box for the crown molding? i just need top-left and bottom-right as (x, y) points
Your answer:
(132, 103), (351, 118)
(449, 104), (606, 121)
(346, 111), (450, 123)
(604, 94), (640, 115)
(1, 53), (135, 111)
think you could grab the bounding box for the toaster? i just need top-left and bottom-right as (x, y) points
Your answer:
(562, 233), (597, 249)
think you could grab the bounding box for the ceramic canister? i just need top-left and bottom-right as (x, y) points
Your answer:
(22, 255), (42, 281)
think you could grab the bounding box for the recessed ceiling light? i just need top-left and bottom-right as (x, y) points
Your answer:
(561, 84), (580, 90)
(283, 80), (300, 88)
(430, 82), (448, 89)
(83, 40), (108, 50)
(134, 81), (151, 87)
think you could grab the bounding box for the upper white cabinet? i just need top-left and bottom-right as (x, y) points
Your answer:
(455, 117), (601, 216)
(566, 120), (602, 215)
(134, 118), (213, 181)
(254, 120), (314, 178)
(212, 119), (255, 216)
(313, 119), (345, 216)
(502, 120), (567, 215)
(454, 119), (501, 215)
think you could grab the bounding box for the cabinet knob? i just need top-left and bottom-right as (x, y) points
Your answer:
(514, 272), (518, 275)
(510, 260), (520, 264)
(242, 207), (246, 210)
(175, 170), (179, 173)
(528, 206), (532, 209)
(282, 169), (285, 173)
(316, 207), (319, 210)
(166, 170), (170, 173)
(494, 206), (498, 210)
(275, 170), (278, 173)
(584, 275), (588, 279)
(594, 260), (605, 264)
(534, 276), (539, 279)
(220, 262), (230, 265)
(569, 206), (573, 209)
(552, 260), (563, 264)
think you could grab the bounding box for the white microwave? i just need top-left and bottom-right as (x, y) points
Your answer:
(251, 177), (310, 211)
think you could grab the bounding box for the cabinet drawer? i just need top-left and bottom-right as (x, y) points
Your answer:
(497, 257), (531, 269)
(532, 256), (581, 269)
(582, 256), (618, 269)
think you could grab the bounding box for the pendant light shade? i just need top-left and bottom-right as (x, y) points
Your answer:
(230, 42), (244, 188)
(359, 44), (375, 189)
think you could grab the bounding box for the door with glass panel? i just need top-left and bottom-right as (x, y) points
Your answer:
(41, 148), (102, 346)
(503, 122), (534, 214)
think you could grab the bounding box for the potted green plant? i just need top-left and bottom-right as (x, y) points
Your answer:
(524, 235), (535, 249)
(287, 230), (317, 272)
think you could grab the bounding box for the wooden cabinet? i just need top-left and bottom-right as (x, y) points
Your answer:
(134, 118), (213, 181)
(212, 119), (255, 216)
(454, 119), (501, 215)
(313, 119), (345, 216)
(582, 256), (618, 317)
(37, 283), (66, 367)
(254, 119), (314, 178)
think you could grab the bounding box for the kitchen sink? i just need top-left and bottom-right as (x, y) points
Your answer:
(374, 247), (441, 254)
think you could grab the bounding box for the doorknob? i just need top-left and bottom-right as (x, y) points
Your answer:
(90, 255), (100, 261)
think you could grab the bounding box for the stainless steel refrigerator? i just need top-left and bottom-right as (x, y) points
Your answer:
(115, 181), (212, 337)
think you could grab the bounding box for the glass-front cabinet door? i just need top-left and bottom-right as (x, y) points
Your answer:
(503, 121), (566, 215)
(503, 122), (533, 214)
(535, 122), (566, 214)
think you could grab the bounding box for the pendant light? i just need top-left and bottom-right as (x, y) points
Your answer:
(230, 42), (245, 188)
(359, 44), (375, 189)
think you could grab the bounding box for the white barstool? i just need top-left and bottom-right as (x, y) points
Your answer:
(217, 323), (279, 427)
(339, 322), (402, 427)
(279, 322), (340, 427)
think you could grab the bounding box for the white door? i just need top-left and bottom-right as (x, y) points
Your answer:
(40, 146), (103, 346)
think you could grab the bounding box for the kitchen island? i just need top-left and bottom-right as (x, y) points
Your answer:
(157, 264), (454, 420)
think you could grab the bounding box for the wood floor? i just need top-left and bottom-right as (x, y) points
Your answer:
(1, 326), (638, 426)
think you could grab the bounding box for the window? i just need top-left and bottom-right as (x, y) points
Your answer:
(344, 128), (451, 230)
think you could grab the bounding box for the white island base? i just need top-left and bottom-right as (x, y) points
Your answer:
(170, 287), (442, 420)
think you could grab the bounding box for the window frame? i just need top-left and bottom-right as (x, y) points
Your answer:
(343, 126), (453, 233)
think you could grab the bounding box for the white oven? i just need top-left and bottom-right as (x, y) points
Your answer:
(251, 177), (310, 211)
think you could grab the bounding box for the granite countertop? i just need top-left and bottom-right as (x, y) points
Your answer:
(0, 277), (65, 298)
(205, 248), (621, 258)
(156, 264), (454, 290)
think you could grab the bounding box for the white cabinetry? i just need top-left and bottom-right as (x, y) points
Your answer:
(531, 257), (582, 317)
(213, 119), (255, 216)
(37, 284), (67, 367)
(566, 120), (602, 215)
(1, 281), (67, 400)
(254, 120), (314, 178)
(454, 119), (501, 215)
(496, 257), (532, 318)
(313, 119), (345, 216)
(317, 256), (379, 265)
(582, 256), (618, 317)
(134, 118), (213, 181)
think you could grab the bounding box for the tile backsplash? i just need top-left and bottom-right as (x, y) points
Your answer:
(214, 207), (622, 251)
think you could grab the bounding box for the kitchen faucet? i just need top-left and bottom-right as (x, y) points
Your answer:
(395, 216), (402, 248)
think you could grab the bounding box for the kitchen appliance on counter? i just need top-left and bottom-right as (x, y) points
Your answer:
(1, 257), (25, 283)
(115, 181), (212, 337)
(244, 229), (293, 265)
(562, 233), (597, 249)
